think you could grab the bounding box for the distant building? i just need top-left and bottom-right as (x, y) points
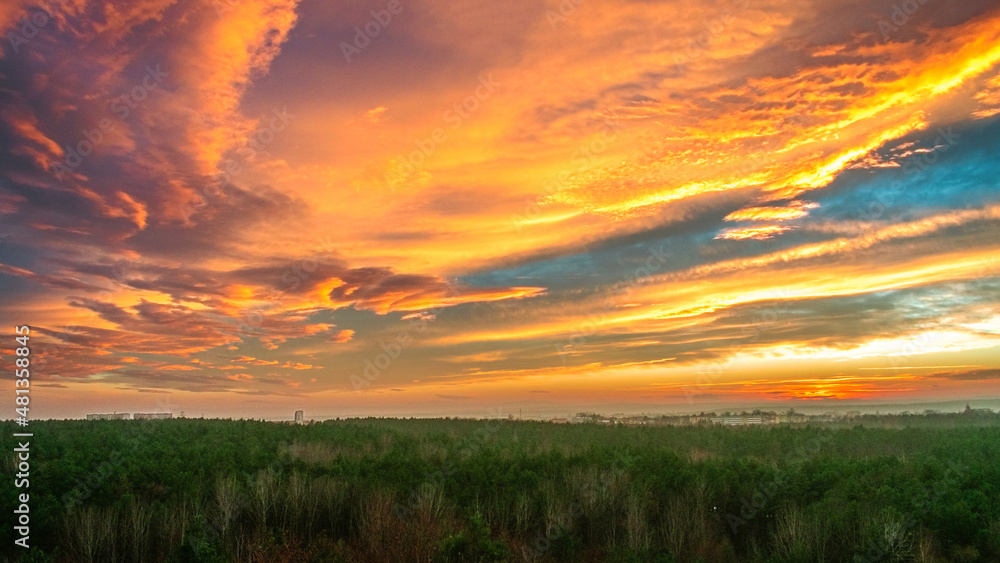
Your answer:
(294, 410), (304, 424)
(712, 415), (766, 426)
(86, 413), (131, 420)
(134, 412), (172, 419)
(550, 418), (569, 424)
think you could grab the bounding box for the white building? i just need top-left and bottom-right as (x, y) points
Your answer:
(86, 413), (131, 420)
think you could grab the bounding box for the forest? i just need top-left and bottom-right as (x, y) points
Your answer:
(2, 411), (999, 562)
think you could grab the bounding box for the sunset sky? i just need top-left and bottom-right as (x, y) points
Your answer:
(1, 0), (999, 419)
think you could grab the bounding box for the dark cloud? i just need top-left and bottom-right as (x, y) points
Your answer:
(926, 368), (1000, 381)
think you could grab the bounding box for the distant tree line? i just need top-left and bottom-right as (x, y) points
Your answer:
(2, 414), (999, 561)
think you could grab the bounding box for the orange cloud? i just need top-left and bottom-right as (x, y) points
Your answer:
(715, 225), (791, 240)
(724, 201), (819, 222)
